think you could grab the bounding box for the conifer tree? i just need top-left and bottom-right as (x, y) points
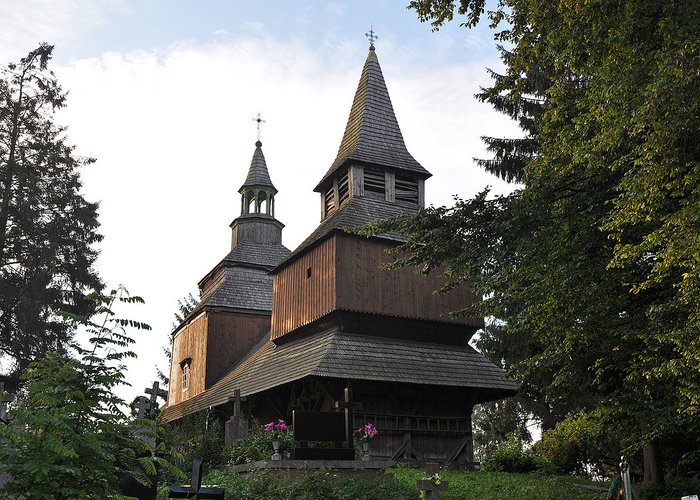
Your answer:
(0, 44), (102, 384)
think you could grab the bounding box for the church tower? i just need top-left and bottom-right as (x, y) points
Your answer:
(168, 137), (290, 406)
(269, 43), (482, 345)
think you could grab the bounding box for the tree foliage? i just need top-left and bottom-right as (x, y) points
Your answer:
(0, 288), (164, 498)
(0, 44), (102, 382)
(371, 0), (700, 483)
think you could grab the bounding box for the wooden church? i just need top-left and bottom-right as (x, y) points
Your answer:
(162, 42), (516, 465)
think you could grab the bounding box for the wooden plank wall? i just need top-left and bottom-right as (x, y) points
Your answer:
(270, 236), (337, 340)
(336, 234), (482, 327)
(205, 311), (271, 388)
(168, 313), (208, 405)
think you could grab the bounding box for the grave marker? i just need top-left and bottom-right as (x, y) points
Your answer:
(417, 463), (449, 500)
(168, 458), (224, 499)
(145, 381), (167, 419)
(225, 389), (248, 445)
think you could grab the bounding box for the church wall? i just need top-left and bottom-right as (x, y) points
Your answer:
(335, 234), (482, 328)
(205, 311), (270, 388)
(270, 235), (337, 340)
(168, 312), (208, 406)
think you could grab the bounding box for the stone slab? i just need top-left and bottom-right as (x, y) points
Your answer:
(234, 459), (396, 473)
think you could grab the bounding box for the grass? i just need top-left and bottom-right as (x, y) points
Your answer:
(164, 466), (610, 500)
(391, 467), (604, 500)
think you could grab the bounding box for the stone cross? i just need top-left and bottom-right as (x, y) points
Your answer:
(225, 389), (249, 446)
(145, 381), (167, 418)
(134, 396), (152, 420)
(168, 458), (224, 499)
(0, 382), (15, 422)
(228, 389), (246, 417)
(416, 463), (449, 500)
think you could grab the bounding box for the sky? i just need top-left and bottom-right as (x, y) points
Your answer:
(1, 0), (520, 403)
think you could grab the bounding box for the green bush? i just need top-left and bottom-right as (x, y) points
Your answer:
(484, 446), (537, 473)
(482, 431), (556, 474)
(533, 411), (618, 477)
(228, 422), (294, 465)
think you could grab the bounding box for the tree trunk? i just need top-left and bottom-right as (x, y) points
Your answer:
(641, 421), (664, 485)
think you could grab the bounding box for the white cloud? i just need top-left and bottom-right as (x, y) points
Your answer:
(0, 0), (124, 62)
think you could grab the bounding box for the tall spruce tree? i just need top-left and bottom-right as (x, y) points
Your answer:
(0, 44), (102, 386)
(361, 0), (700, 484)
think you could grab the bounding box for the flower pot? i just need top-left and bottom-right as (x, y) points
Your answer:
(361, 441), (370, 461)
(272, 439), (281, 461)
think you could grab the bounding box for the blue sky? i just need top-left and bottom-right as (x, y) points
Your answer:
(1, 0), (519, 401)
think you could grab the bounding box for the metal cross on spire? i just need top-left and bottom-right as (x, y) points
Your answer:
(365, 25), (378, 48)
(252, 112), (266, 142)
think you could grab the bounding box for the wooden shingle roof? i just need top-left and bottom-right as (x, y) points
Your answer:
(161, 328), (517, 421)
(275, 196), (417, 271)
(240, 140), (276, 192)
(314, 47), (431, 193)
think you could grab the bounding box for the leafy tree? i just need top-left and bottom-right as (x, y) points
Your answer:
(0, 287), (169, 498)
(0, 44), (102, 385)
(371, 0), (700, 484)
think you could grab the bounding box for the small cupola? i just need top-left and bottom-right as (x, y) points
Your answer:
(239, 140), (277, 217)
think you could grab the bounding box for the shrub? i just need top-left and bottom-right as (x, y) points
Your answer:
(483, 431), (556, 473)
(533, 411), (619, 477)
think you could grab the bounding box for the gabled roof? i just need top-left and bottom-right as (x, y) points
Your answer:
(240, 141), (276, 193)
(274, 196), (417, 271)
(314, 47), (431, 192)
(162, 328), (518, 421)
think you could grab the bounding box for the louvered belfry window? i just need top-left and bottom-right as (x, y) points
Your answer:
(338, 170), (350, 206)
(364, 168), (385, 198)
(396, 174), (419, 205)
(324, 187), (336, 214)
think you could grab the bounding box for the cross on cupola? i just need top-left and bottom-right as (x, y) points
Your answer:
(252, 112), (266, 142)
(237, 113), (278, 218)
(365, 25), (378, 48)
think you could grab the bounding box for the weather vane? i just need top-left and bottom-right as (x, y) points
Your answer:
(365, 25), (378, 48)
(252, 112), (266, 142)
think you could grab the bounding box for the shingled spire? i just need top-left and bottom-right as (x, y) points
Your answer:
(239, 140), (277, 216)
(314, 45), (431, 194)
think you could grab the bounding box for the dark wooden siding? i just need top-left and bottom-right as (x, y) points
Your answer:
(271, 235), (337, 340)
(168, 312), (208, 406)
(336, 234), (482, 327)
(205, 311), (270, 388)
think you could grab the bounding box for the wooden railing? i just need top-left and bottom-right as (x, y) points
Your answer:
(353, 412), (471, 434)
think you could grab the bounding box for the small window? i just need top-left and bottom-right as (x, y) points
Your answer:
(307, 267), (312, 278)
(180, 358), (191, 391)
